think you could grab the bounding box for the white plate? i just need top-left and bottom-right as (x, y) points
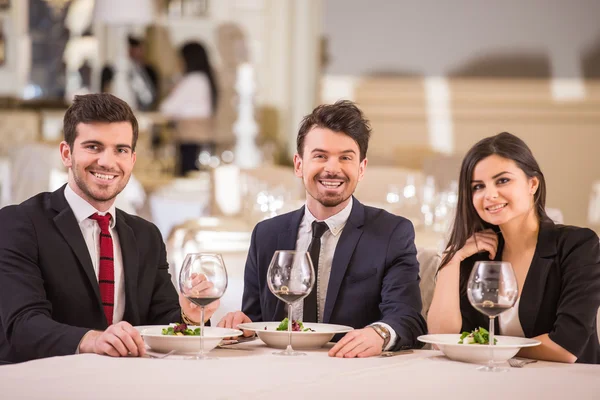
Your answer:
(238, 322), (354, 350)
(139, 326), (242, 354)
(418, 334), (541, 364)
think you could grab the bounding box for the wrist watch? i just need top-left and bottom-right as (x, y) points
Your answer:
(370, 324), (391, 349)
(181, 309), (200, 325)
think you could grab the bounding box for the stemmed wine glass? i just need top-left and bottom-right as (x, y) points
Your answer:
(179, 253), (228, 360)
(267, 250), (315, 356)
(467, 261), (518, 372)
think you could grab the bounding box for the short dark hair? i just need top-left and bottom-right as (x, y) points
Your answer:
(63, 93), (139, 150)
(297, 100), (371, 161)
(128, 35), (142, 48)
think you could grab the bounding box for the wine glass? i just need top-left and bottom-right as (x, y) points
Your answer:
(467, 261), (518, 372)
(267, 250), (315, 356)
(179, 253), (228, 360)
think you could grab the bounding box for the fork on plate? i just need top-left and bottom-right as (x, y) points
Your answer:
(507, 358), (537, 368)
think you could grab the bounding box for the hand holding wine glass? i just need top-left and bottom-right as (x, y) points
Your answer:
(179, 253), (228, 360)
(467, 261), (518, 372)
(267, 250), (315, 356)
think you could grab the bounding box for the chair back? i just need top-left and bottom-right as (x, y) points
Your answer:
(417, 247), (441, 318)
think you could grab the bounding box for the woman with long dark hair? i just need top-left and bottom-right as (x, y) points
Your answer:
(160, 41), (219, 176)
(428, 132), (600, 364)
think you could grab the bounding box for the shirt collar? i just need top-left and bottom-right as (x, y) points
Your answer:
(304, 197), (353, 237)
(64, 184), (117, 229)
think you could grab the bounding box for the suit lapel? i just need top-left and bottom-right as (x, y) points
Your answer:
(322, 198), (364, 323)
(276, 208), (304, 251)
(519, 221), (557, 337)
(51, 186), (102, 307)
(115, 210), (140, 324)
(272, 207), (305, 320)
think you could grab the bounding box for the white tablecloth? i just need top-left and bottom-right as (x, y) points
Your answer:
(1, 343), (598, 399)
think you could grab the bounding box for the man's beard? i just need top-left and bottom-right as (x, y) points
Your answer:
(310, 173), (352, 208)
(315, 192), (351, 207)
(72, 165), (127, 203)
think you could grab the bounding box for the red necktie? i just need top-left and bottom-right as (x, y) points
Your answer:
(89, 213), (114, 325)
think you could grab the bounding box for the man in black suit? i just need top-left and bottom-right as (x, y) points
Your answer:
(0, 93), (217, 363)
(219, 101), (426, 357)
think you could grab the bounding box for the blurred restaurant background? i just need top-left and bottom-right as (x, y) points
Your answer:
(0, 0), (599, 321)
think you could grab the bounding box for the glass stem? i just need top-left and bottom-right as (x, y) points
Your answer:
(286, 303), (293, 353)
(488, 316), (495, 369)
(200, 306), (205, 358)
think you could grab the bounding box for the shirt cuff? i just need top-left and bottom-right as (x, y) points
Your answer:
(76, 330), (95, 354)
(374, 322), (398, 351)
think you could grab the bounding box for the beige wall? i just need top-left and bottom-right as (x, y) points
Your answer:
(451, 79), (600, 227)
(335, 76), (600, 227)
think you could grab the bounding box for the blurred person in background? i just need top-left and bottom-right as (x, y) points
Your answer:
(428, 132), (600, 364)
(101, 35), (160, 111)
(160, 41), (219, 176)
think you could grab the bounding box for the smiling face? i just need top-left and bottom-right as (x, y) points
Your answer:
(471, 154), (539, 227)
(294, 127), (367, 219)
(60, 122), (136, 211)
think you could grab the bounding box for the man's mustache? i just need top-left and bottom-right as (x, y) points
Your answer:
(315, 174), (347, 181)
(87, 166), (120, 174)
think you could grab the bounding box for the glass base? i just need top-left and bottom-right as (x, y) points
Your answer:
(476, 365), (509, 372)
(186, 354), (216, 360)
(273, 350), (306, 356)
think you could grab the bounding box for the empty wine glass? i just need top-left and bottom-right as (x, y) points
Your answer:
(179, 253), (228, 360)
(267, 250), (315, 356)
(467, 261), (518, 372)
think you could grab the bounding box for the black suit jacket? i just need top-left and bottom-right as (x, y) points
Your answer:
(0, 186), (181, 363)
(242, 198), (427, 350)
(460, 221), (600, 364)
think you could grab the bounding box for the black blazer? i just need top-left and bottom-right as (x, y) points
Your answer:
(241, 197), (427, 350)
(0, 186), (181, 363)
(460, 221), (600, 364)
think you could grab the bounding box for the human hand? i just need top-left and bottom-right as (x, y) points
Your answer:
(179, 273), (220, 323)
(328, 327), (384, 358)
(79, 321), (146, 357)
(456, 229), (498, 262)
(217, 311), (254, 338)
(179, 292), (220, 323)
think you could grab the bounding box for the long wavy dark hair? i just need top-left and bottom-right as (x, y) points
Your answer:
(440, 132), (549, 269)
(180, 41), (219, 112)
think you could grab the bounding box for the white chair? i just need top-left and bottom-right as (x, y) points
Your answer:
(8, 143), (64, 204)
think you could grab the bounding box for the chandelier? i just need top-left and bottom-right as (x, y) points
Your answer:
(43, 0), (74, 15)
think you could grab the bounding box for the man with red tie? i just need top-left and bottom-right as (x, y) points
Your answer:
(0, 93), (218, 363)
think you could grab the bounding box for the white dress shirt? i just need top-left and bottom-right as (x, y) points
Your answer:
(159, 72), (213, 119)
(293, 198), (398, 350)
(499, 297), (525, 337)
(64, 184), (125, 324)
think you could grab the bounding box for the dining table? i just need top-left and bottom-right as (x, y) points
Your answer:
(1, 340), (598, 399)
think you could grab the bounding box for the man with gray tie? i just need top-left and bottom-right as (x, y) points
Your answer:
(219, 101), (426, 358)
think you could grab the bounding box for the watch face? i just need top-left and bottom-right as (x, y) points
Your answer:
(379, 325), (390, 338)
(373, 324), (389, 339)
